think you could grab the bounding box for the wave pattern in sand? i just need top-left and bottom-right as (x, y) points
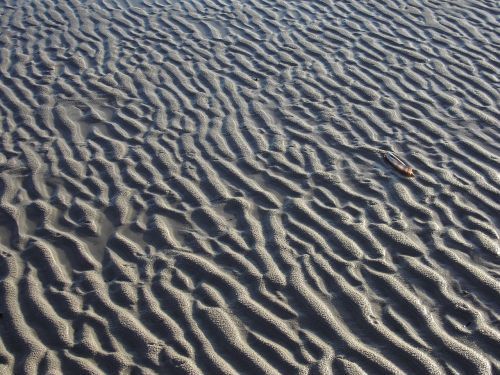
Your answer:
(0, 0), (499, 374)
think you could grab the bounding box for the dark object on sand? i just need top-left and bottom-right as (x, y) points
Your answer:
(384, 152), (415, 177)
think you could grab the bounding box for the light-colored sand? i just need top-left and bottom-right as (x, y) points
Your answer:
(0, 0), (499, 374)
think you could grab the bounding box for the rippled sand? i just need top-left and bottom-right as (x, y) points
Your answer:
(0, 0), (499, 374)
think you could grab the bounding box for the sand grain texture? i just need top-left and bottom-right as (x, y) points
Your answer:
(0, 0), (499, 374)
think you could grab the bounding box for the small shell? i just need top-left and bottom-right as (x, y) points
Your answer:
(384, 152), (415, 177)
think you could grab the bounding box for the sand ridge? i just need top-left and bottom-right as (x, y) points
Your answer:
(0, 0), (499, 374)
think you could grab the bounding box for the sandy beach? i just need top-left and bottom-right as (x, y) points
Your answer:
(0, 0), (499, 373)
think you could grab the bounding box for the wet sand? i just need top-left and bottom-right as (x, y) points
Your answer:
(0, 0), (499, 374)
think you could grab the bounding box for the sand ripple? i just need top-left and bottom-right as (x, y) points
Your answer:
(0, 0), (499, 374)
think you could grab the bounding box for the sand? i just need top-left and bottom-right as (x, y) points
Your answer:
(0, 0), (499, 374)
